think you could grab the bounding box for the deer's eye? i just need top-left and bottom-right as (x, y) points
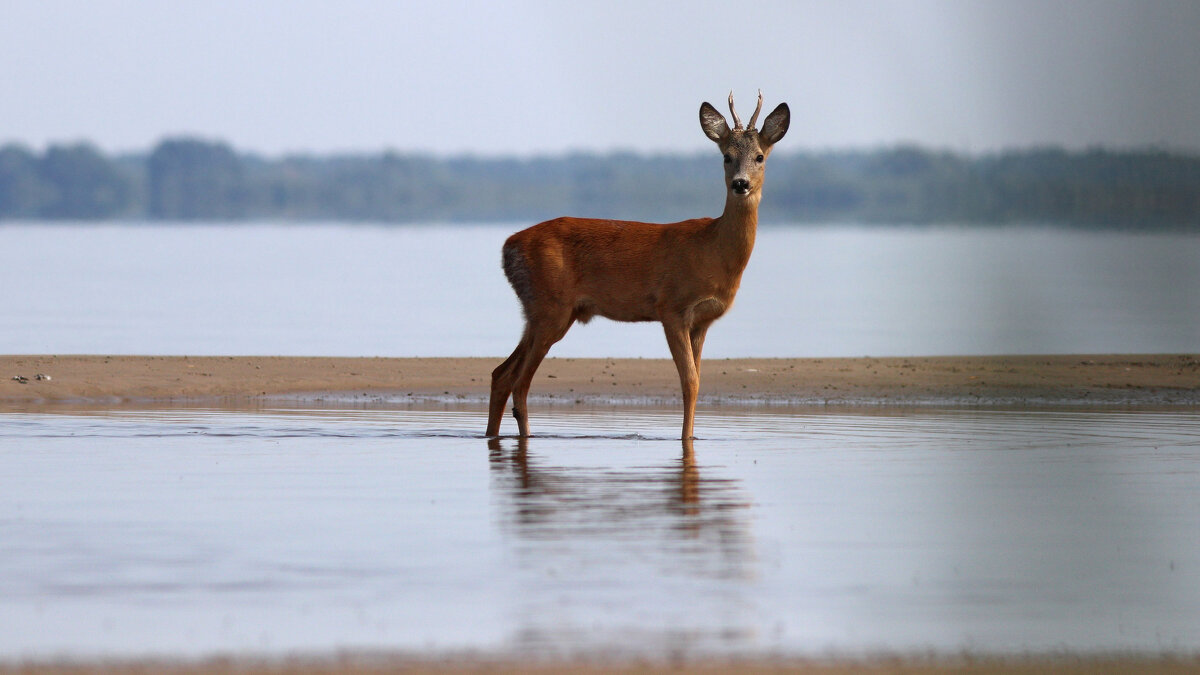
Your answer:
(756, 154), (765, 163)
(723, 153), (732, 164)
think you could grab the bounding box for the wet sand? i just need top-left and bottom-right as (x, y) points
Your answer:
(2, 354), (1197, 406)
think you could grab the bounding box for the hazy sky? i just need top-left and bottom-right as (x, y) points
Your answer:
(3, 0), (1199, 157)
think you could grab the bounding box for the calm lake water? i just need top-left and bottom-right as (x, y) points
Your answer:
(2, 222), (1197, 358)
(3, 404), (1200, 660)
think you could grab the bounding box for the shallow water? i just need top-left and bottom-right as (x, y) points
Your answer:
(3, 405), (1200, 659)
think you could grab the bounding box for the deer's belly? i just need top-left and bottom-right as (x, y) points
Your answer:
(575, 297), (658, 324)
(574, 294), (730, 325)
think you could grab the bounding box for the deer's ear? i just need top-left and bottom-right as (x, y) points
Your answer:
(699, 102), (730, 143)
(759, 103), (790, 147)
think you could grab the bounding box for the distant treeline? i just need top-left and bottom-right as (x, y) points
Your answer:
(2, 138), (1199, 228)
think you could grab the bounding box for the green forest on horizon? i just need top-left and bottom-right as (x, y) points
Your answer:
(2, 138), (1199, 229)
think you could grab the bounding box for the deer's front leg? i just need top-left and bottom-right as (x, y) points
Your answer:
(689, 321), (712, 376)
(662, 318), (699, 440)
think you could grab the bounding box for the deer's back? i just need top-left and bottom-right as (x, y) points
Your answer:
(502, 216), (724, 323)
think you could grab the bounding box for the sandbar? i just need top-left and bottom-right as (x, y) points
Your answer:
(2, 354), (1197, 407)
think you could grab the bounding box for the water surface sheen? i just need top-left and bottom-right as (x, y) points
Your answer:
(2, 223), (1197, 357)
(3, 406), (1199, 659)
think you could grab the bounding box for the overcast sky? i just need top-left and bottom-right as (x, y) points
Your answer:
(3, 0), (1199, 157)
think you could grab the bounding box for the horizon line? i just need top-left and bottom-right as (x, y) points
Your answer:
(3, 136), (1200, 161)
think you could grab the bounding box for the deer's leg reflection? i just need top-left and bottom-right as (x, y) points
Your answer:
(488, 435), (534, 496)
(487, 435), (528, 456)
(487, 436), (754, 587)
(679, 438), (699, 515)
(489, 436), (712, 525)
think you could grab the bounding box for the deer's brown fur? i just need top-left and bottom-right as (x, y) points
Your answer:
(487, 92), (790, 440)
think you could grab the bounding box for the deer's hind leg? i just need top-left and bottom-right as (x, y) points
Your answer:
(487, 328), (532, 436)
(510, 307), (575, 437)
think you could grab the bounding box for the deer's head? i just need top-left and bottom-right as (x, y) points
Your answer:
(699, 91), (790, 200)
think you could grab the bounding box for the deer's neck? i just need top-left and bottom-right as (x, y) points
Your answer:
(713, 193), (760, 269)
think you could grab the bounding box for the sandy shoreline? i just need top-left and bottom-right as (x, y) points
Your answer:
(2, 354), (1197, 407)
(4, 655), (1200, 675)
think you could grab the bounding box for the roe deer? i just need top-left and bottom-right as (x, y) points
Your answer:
(487, 91), (789, 440)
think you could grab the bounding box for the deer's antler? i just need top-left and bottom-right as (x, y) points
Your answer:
(728, 91), (743, 131)
(747, 90), (764, 131)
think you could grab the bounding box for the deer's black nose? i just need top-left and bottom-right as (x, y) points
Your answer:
(731, 178), (750, 194)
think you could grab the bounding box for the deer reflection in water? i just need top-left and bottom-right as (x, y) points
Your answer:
(486, 438), (755, 581)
